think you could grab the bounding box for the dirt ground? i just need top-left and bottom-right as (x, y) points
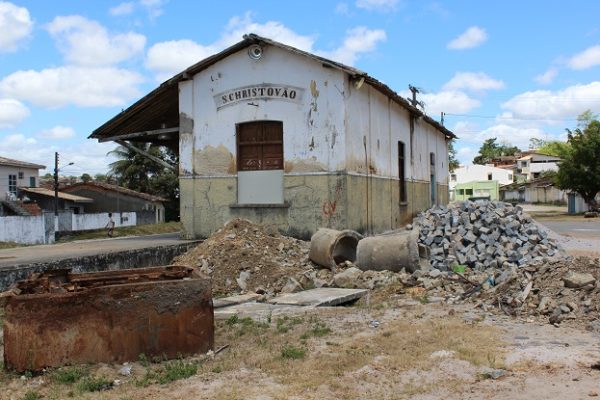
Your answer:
(2, 214), (600, 399)
(2, 294), (599, 400)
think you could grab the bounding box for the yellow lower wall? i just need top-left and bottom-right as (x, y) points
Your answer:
(180, 173), (448, 239)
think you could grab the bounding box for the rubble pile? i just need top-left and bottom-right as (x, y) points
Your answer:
(173, 219), (313, 296)
(415, 201), (561, 271)
(480, 257), (600, 327)
(173, 219), (400, 296)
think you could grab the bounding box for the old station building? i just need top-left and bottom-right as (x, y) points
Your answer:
(91, 34), (455, 239)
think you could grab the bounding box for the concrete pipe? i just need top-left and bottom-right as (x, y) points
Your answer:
(309, 228), (363, 269)
(356, 230), (420, 273)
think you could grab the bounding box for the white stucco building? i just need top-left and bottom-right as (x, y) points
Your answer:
(516, 152), (561, 181)
(450, 164), (514, 190)
(0, 156), (45, 200)
(91, 34), (455, 239)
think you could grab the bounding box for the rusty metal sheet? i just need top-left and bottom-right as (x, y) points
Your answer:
(2, 266), (213, 372)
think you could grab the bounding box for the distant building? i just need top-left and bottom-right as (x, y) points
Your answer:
(499, 176), (566, 205)
(454, 181), (499, 201)
(0, 156), (45, 200)
(18, 187), (93, 214)
(449, 164), (512, 201)
(62, 182), (166, 224)
(516, 152), (561, 181)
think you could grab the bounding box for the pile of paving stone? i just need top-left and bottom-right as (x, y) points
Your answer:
(414, 200), (561, 271)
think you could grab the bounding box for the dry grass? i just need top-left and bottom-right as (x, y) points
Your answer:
(0, 305), (505, 399)
(57, 221), (181, 242)
(197, 308), (504, 399)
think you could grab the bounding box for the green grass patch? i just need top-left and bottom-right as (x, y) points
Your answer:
(57, 221), (181, 242)
(157, 359), (198, 384)
(22, 391), (41, 400)
(300, 321), (332, 340)
(225, 315), (269, 336)
(76, 376), (113, 392)
(52, 365), (88, 384)
(0, 241), (26, 249)
(276, 316), (304, 334)
(281, 345), (306, 360)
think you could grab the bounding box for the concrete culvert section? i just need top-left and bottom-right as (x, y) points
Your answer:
(356, 230), (420, 273)
(309, 228), (363, 269)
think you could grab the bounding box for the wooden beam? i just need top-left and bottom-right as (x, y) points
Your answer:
(98, 127), (179, 143)
(115, 140), (177, 172)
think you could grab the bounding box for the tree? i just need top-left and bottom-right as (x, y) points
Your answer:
(528, 137), (571, 158)
(108, 143), (180, 221)
(448, 140), (460, 172)
(473, 138), (521, 165)
(80, 173), (92, 183)
(556, 115), (600, 210)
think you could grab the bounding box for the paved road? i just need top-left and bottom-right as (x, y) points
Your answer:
(0, 233), (200, 268)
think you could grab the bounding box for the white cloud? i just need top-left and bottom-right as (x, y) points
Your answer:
(335, 3), (350, 14)
(109, 2), (135, 16)
(139, 0), (167, 20)
(0, 1), (33, 52)
(568, 44), (600, 70)
(409, 90), (480, 116)
(0, 66), (144, 108)
(0, 98), (29, 128)
(38, 125), (76, 139)
(146, 13), (386, 80)
(477, 124), (546, 149)
(502, 82), (600, 120)
(356, 0), (399, 11)
(0, 135), (117, 174)
(46, 15), (146, 66)
(146, 40), (213, 81)
(0, 133), (37, 151)
(535, 67), (558, 85)
(447, 26), (487, 50)
(318, 26), (386, 65)
(442, 72), (504, 92)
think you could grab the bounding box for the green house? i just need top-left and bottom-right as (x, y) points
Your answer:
(453, 180), (499, 201)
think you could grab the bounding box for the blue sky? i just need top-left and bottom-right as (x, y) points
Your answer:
(0, 0), (599, 175)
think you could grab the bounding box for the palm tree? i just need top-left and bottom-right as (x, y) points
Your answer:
(107, 143), (180, 221)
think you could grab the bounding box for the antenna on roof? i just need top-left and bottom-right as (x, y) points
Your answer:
(408, 85), (425, 111)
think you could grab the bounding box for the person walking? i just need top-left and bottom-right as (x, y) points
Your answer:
(106, 212), (115, 237)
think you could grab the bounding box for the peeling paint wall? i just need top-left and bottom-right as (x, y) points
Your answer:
(178, 44), (450, 239)
(188, 46), (347, 176)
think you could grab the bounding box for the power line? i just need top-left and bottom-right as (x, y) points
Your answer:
(443, 113), (580, 122)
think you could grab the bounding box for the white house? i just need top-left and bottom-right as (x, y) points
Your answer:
(450, 164), (513, 190)
(0, 156), (45, 200)
(517, 152), (561, 181)
(90, 34), (455, 239)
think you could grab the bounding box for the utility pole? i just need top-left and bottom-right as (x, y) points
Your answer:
(408, 85), (420, 108)
(54, 152), (59, 217)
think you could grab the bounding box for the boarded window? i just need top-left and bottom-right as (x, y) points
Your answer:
(398, 141), (406, 202)
(29, 177), (36, 187)
(18, 172), (24, 179)
(237, 121), (283, 171)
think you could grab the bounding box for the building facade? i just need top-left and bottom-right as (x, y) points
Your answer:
(91, 35), (454, 239)
(0, 156), (45, 200)
(516, 152), (561, 181)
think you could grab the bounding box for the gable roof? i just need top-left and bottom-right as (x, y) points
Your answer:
(0, 156), (45, 170)
(90, 34), (455, 143)
(62, 182), (168, 203)
(20, 187), (93, 203)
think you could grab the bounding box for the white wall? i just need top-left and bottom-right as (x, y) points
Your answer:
(0, 215), (52, 244)
(0, 165), (40, 198)
(72, 212), (136, 231)
(180, 45), (347, 177)
(344, 82), (449, 183)
(450, 165), (513, 189)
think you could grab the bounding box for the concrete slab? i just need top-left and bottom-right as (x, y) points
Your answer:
(214, 302), (310, 320)
(213, 293), (262, 309)
(267, 288), (369, 307)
